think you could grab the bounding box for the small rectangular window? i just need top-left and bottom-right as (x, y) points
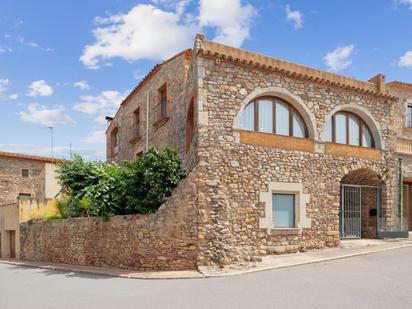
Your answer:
(22, 169), (29, 177)
(19, 193), (31, 199)
(407, 105), (412, 128)
(159, 83), (167, 118)
(272, 194), (295, 228)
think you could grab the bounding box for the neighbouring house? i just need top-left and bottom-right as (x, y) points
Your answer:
(0, 151), (62, 259)
(17, 35), (412, 271)
(105, 34), (412, 267)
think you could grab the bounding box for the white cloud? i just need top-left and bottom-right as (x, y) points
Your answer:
(399, 0), (412, 11)
(0, 46), (12, 53)
(81, 129), (106, 144)
(8, 93), (18, 100)
(399, 51), (412, 68)
(324, 44), (354, 72)
(0, 78), (10, 94)
(19, 103), (75, 126)
(286, 5), (303, 29)
(74, 80), (90, 90)
(73, 90), (127, 123)
(80, 4), (197, 69)
(81, 0), (256, 69)
(27, 80), (53, 97)
(16, 36), (53, 52)
(198, 0), (256, 47)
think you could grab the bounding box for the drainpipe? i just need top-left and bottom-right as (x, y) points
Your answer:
(398, 157), (403, 229)
(145, 92), (149, 151)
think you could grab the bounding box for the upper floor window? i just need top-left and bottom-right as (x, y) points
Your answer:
(111, 127), (118, 155)
(154, 83), (169, 128)
(130, 107), (141, 143)
(21, 169), (29, 177)
(240, 97), (308, 138)
(186, 98), (195, 152)
(324, 112), (374, 148)
(407, 104), (412, 128)
(159, 83), (167, 118)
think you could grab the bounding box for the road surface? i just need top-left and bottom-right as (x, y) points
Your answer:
(1, 247), (412, 309)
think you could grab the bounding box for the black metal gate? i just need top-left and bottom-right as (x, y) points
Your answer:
(340, 184), (382, 239)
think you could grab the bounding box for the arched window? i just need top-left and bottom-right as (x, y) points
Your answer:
(240, 97), (308, 138)
(324, 112), (374, 148)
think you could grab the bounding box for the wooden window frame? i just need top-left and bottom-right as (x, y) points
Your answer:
(246, 96), (309, 138)
(330, 111), (375, 148)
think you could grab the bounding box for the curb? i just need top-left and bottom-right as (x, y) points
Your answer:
(2, 243), (411, 280)
(199, 243), (412, 278)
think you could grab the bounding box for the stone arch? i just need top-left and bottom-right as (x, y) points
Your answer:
(321, 104), (385, 149)
(233, 86), (318, 140)
(339, 167), (383, 239)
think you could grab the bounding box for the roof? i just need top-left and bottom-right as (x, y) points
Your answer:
(120, 49), (192, 108)
(386, 81), (412, 91)
(106, 49), (192, 132)
(194, 34), (396, 99)
(0, 151), (67, 164)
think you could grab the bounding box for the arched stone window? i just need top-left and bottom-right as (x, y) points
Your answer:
(240, 97), (309, 138)
(324, 111), (375, 148)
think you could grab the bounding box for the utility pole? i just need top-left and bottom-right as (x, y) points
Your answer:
(47, 125), (54, 163)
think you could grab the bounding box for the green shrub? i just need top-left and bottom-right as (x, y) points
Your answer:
(122, 147), (186, 214)
(55, 147), (186, 219)
(42, 214), (63, 221)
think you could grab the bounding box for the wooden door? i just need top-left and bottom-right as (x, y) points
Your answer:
(9, 230), (15, 258)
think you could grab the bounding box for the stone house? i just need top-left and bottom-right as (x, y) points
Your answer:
(106, 34), (411, 267)
(0, 151), (62, 259)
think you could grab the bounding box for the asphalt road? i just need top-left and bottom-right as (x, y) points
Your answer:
(1, 247), (412, 309)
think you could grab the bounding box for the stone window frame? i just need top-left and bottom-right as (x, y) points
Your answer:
(259, 182), (311, 235)
(321, 104), (384, 150)
(21, 168), (29, 177)
(326, 111), (375, 148)
(233, 86), (319, 141)
(240, 96), (309, 138)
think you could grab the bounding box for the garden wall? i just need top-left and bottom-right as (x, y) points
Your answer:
(19, 172), (199, 271)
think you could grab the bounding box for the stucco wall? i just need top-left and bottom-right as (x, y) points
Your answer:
(20, 171), (199, 271)
(0, 203), (19, 259)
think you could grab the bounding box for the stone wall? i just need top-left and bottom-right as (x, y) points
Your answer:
(20, 171), (199, 271)
(107, 50), (193, 165)
(0, 158), (46, 205)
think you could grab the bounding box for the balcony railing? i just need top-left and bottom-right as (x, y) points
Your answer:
(129, 122), (142, 144)
(153, 100), (170, 128)
(397, 138), (412, 155)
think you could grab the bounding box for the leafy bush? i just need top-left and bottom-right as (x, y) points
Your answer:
(122, 147), (186, 214)
(42, 214), (63, 221)
(56, 147), (186, 219)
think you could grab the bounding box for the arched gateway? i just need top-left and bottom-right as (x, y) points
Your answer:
(340, 168), (383, 239)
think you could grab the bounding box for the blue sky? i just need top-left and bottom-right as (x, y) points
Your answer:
(0, 0), (411, 160)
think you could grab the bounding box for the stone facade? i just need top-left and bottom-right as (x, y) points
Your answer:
(0, 152), (62, 205)
(21, 35), (410, 270)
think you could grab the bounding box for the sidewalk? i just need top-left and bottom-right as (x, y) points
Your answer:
(1, 237), (411, 279)
(199, 237), (412, 277)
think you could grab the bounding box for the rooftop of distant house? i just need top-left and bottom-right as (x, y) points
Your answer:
(0, 151), (67, 164)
